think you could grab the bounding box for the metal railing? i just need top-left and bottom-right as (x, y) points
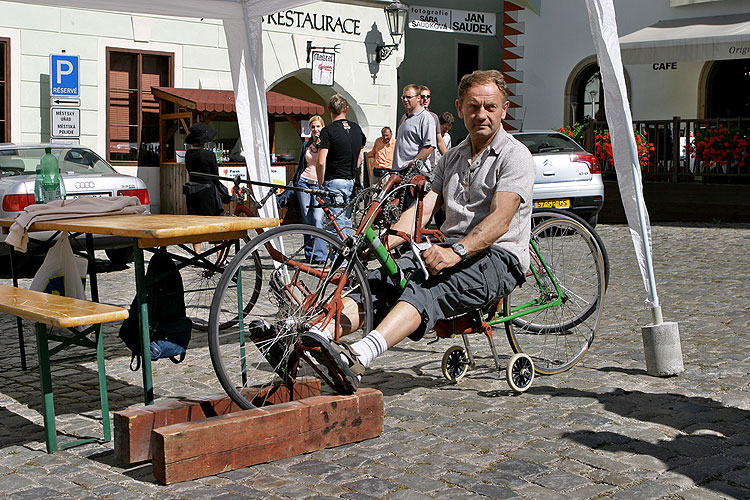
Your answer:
(582, 117), (750, 183)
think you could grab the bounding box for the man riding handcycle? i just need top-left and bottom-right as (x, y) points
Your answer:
(274, 70), (537, 394)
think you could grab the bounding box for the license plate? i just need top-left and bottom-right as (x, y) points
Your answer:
(70, 193), (111, 199)
(534, 198), (570, 209)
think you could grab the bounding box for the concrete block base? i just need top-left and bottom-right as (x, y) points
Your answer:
(642, 321), (684, 376)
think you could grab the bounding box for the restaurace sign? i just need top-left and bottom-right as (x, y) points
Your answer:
(409, 6), (496, 36)
(264, 10), (361, 36)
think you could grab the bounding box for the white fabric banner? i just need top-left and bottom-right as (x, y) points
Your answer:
(585, 0), (659, 308)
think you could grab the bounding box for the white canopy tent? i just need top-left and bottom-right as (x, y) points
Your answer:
(619, 13), (750, 65)
(12, 0), (678, 370)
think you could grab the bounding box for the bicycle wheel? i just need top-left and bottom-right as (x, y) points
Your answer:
(532, 209), (609, 289)
(208, 224), (374, 409)
(180, 205), (262, 331)
(172, 241), (237, 331)
(505, 216), (605, 374)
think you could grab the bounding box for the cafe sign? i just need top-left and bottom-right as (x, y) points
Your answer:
(409, 6), (496, 36)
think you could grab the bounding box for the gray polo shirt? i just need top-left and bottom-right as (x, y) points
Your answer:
(393, 107), (437, 171)
(432, 127), (535, 271)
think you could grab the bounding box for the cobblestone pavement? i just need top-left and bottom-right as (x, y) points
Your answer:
(0, 223), (748, 500)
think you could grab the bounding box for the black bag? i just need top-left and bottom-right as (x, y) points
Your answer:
(183, 181), (211, 196)
(119, 252), (192, 371)
(217, 181), (232, 204)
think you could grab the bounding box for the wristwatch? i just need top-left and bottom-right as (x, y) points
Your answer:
(451, 242), (468, 261)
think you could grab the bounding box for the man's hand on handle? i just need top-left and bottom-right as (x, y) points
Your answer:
(423, 245), (461, 275)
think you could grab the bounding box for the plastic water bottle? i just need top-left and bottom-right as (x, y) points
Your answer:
(40, 147), (66, 202)
(34, 166), (45, 204)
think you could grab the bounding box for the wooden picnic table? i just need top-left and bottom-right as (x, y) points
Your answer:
(1, 213), (279, 405)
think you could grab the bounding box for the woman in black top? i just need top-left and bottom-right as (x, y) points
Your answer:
(184, 122), (225, 216)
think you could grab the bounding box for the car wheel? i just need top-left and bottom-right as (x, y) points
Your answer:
(587, 214), (598, 228)
(105, 247), (134, 267)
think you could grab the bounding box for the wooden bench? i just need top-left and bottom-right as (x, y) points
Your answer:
(0, 285), (128, 452)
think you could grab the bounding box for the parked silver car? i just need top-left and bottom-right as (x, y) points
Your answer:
(511, 131), (604, 227)
(0, 143), (151, 265)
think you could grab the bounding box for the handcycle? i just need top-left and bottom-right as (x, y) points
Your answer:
(205, 161), (607, 408)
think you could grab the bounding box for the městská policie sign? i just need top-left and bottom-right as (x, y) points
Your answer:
(409, 6), (496, 36)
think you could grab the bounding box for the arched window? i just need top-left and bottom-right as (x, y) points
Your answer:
(571, 64), (605, 124)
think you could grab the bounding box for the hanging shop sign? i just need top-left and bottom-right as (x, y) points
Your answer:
(408, 6), (496, 36)
(311, 52), (335, 86)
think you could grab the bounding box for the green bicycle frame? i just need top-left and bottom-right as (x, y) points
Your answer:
(360, 222), (566, 326)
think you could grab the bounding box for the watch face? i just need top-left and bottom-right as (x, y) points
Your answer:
(452, 243), (467, 259)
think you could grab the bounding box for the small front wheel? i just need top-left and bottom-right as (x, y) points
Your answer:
(441, 345), (470, 383)
(506, 353), (534, 393)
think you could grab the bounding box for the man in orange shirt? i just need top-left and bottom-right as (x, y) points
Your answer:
(365, 126), (394, 185)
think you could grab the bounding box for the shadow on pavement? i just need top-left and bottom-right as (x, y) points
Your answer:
(534, 385), (750, 499)
(596, 365), (649, 376)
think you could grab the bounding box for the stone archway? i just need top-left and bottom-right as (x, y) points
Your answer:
(564, 56), (632, 127)
(267, 68), (369, 130)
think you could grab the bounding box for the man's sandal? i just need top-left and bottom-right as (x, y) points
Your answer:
(300, 331), (365, 394)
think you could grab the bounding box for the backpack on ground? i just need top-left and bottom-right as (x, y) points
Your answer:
(119, 252), (192, 371)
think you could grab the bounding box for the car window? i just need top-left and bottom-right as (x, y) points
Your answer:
(514, 133), (584, 154)
(0, 147), (116, 176)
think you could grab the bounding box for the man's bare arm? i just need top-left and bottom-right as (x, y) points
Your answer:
(411, 145), (435, 165)
(422, 191), (521, 274)
(316, 148), (328, 184)
(436, 133), (447, 155)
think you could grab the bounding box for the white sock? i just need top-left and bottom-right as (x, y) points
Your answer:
(310, 322), (333, 341)
(348, 330), (388, 368)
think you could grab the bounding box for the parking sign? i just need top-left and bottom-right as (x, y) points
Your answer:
(50, 54), (80, 97)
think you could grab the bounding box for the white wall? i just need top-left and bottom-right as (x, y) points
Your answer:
(515, 0), (750, 130)
(261, 1), (400, 145)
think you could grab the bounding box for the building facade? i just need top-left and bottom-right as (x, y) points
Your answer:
(1, 0), (747, 213)
(399, 0), (749, 142)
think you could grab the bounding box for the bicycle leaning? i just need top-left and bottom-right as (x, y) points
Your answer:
(205, 161), (608, 409)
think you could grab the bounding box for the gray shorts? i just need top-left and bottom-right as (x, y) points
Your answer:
(354, 244), (525, 340)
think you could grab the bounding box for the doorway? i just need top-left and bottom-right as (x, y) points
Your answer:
(704, 58), (750, 118)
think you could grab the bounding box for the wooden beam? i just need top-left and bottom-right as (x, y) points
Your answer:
(152, 88), (196, 110)
(285, 115), (302, 136)
(152, 388), (383, 484)
(161, 111), (193, 120)
(203, 111), (217, 125)
(114, 377), (321, 464)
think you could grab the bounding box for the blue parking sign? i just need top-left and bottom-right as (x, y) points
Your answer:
(50, 54), (79, 97)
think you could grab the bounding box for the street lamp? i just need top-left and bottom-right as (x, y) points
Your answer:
(376, 2), (408, 62)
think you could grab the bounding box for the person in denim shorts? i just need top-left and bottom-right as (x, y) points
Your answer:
(297, 70), (536, 395)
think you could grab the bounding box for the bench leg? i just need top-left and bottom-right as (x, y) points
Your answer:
(35, 322), (112, 453)
(95, 325), (112, 443)
(35, 322), (58, 453)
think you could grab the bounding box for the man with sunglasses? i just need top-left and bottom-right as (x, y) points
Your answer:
(392, 84), (436, 172)
(419, 85), (448, 168)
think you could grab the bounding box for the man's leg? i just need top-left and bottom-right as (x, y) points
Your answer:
(302, 299), (422, 394)
(323, 178), (354, 238)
